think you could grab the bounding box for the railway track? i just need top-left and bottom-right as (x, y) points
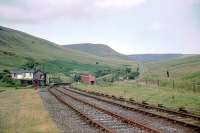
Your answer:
(40, 89), (100, 133)
(59, 86), (199, 132)
(48, 86), (163, 133)
(70, 86), (200, 131)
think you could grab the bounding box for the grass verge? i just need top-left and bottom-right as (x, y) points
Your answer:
(72, 81), (200, 115)
(0, 87), (59, 133)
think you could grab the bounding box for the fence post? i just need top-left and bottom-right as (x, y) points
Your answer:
(192, 82), (196, 92)
(157, 80), (160, 87)
(136, 80), (139, 85)
(145, 80), (147, 86)
(173, 80), (175, 88)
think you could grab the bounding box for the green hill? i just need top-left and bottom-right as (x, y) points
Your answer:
(63, 43), (129, 60)
(143, 55), (200, 81)
(0, 26), (136, 74)
(136, 55), (200, 92)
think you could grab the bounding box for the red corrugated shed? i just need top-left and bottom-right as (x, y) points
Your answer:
(81, 74), (96, 85)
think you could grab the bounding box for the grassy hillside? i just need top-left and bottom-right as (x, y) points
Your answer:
(143, 55), (200, 79)
(64, 43), (129, 60)
(0, 26), (136, 74)
(140, 55), (200, 90)
(128, 54), (184, 62)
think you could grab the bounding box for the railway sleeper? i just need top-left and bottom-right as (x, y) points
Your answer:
(67, 87), (200, 131)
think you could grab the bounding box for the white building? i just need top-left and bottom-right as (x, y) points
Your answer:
(10, 70), (34, 81)
(10, 69), (47, 86)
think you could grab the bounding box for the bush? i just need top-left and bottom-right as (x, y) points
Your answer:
(49, 77), (62, 84)
(128, 71), (140, 79)
(73, 74), (81, 82)
(94, 69), (112, 78)
(22, 58), (40, 69)
(95, 66), (140, 83)
(97, 74), (114, 83)
(0, 70), (20, 87)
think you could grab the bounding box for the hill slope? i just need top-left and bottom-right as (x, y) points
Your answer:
(0, 26), (136, 74)
(63, 43), (128, 60)
(143, 55), (200, 81)
(128, 54), (184, 62)
(138, 55), (200, 91)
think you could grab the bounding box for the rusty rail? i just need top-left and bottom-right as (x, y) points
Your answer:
(54, 87), (163, 133)
(70, 86), (200, 130)
(48, 88), (115, 133)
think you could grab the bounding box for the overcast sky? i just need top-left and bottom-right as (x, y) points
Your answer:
(0, 0), (200, 54)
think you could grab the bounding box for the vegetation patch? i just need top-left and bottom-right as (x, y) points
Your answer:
(0, 50), (16, 56)
(141, 55), (200, 91)
(42, 60), (110, 75)
(0, 88), (58, 133)
(182, 72), (200, 80)
(0, 70), (20, 87)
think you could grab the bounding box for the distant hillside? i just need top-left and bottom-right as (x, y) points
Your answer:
(63, 43), (128, 60)
(143, 55), (200, 81)
(128, 54), (184, 62)
(0, 26), (136, 74)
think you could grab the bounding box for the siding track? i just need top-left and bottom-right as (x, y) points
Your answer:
(70, 86), (200, 131)
(48, 86), (163, 133)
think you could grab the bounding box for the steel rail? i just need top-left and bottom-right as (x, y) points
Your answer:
(55, 87), (163, 133)
(68, 86), (200, 130)
(80, 88), (200, 120)
(48, 88), (115, 133)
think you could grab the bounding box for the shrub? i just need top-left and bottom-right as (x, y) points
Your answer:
(94, 69), (112, 78)
(0, 70), (20, 87)
(73, 74), (81, 82)
(128, 71), (140, 79)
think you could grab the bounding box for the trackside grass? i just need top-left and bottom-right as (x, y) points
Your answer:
(72, 81), (200, 115)
(0, 87), (59, 133)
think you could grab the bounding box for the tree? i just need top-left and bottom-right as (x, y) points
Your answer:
(74, 74), (81, 82)
(128, 71), (140, 79)
(94, 69), (112, 78)
(22, 58), (40, 69)
(0, 69), (17, 86)
(125, 67), (131, 73)
(136, 67), (139, 72)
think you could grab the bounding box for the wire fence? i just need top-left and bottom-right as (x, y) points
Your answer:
(136, 79), (200, 92)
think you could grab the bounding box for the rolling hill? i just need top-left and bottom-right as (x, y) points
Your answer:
(63, 43), (129, 60)
(139, 55), (200, 91)
(142, 55), (200, 81)
(0, 26), (136, 74)
(128, 54), (185, 62)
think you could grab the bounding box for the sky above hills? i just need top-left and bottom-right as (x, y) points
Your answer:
(0, 0), (200, 54)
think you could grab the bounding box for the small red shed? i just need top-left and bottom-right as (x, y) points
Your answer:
(81, 74), (96, 85)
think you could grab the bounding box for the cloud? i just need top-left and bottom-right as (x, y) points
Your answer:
(149, 21), (162, 31)
(0, 0), (91, 23)
(1, 0), (200, 54)
(0, 0), (145, 24)
(95, 0), (146, 8)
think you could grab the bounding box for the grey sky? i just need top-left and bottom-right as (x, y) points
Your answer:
(0, 0), (200, 54)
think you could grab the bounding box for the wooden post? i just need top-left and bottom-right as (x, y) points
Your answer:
(157, 80), (160, 87)
(145, 80), (147, 86)
(192, 82), (196, 92)
(173, 80), (175, 88)
(34, 80), (37, 90)
(136, 80), (138, 86)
